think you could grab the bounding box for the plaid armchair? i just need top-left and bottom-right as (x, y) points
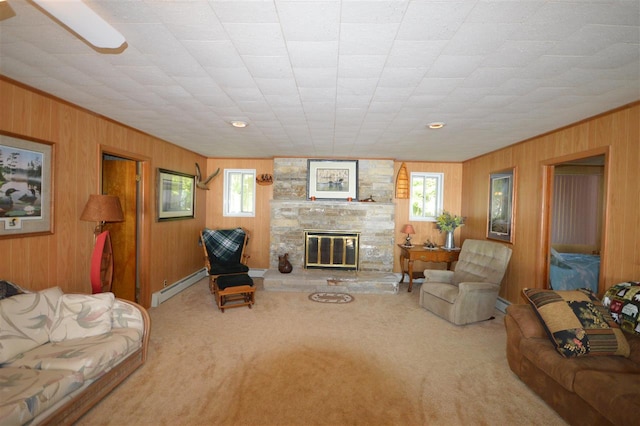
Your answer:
(200, 228), (250, 292)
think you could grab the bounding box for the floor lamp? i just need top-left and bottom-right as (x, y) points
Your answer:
(80, 195), (124, 293)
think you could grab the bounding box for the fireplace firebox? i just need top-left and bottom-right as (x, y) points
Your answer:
(304, 230), (360, 271)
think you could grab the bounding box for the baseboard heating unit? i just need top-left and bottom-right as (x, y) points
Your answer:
(151, 268), (207, 308)
(495, 296), (510, 314)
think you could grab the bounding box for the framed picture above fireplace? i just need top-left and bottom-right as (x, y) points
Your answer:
(307, 159), (358, 200)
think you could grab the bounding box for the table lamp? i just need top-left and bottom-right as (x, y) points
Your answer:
(400, 224), (415, 247)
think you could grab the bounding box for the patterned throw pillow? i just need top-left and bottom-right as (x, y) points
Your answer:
(523, 288), (629, 358)
(602, 282), (640, 335)
(0, 280), (27, 300)
(49, 293), (115, 342)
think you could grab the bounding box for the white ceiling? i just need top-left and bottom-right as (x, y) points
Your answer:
(0, 0), (638, 161)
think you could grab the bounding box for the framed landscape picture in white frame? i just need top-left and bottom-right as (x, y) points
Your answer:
(307, 159), (358, 200)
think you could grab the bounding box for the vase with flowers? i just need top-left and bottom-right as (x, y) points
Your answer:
(435, 211), (464, 250)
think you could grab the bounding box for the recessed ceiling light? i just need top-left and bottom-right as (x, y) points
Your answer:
(427, 122), (445, 129)
(230, 120), (248, 128)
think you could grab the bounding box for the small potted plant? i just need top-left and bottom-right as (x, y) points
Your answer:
(435, 211), (464, 249)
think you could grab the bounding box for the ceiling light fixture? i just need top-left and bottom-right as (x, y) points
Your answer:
(427, 122), (445, 129)
(32, 0), (126, 49)
(230, 121), (248, 128)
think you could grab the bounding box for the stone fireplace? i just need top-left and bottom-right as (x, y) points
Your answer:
(269, 158), (396, 272)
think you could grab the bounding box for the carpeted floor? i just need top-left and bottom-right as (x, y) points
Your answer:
(76, 278), (566, 425)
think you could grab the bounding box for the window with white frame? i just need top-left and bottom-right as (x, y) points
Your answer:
(223, 169), (256, 217)
(410, 172), (443, 221)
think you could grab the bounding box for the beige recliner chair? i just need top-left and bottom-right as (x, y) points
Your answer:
(419, 239), (512, 325)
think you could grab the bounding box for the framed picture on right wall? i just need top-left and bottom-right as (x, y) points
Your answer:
(488, 168), (516, 243)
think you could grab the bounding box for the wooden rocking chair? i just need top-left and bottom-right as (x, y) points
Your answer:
(200, 227), (255, 312)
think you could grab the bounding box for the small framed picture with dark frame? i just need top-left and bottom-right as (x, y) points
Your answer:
(0, 131), (54, 239)
(488, 168), (516, 243)
(157, 168), (195, 221)
(307, 159), (358, 200)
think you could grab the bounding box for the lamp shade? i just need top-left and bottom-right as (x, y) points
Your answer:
(400, 224), (415, 235)
(80, 194), (124, 222)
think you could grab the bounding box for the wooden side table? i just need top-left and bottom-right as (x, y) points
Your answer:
(398, 244), (460, 292)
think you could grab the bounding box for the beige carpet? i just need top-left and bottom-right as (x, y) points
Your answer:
(76, 279), (566, 426)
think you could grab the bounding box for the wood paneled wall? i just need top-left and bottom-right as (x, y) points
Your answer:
(461, 102), (640, 304)
(392, 161), (464, 272)
(204, 158), (273, 268)
(0, 77), (207, 307)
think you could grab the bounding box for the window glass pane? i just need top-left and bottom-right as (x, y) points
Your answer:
(224, 169), (255, 217)
(409, 172), (443, 221)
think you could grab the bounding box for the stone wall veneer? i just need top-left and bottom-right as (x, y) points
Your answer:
(270, 158), (396, 272)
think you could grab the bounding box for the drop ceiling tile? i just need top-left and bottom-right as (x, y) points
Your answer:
(294, 67), (337, 88)
(211, 1), (279, 23)
(223, 23), (287, 55)
(254, 78), (299, 95)
(338, 55), (386, 78)
(204, 66), (255, 88)
(466, 1), (543, 24)
(277, 1), (340, 42)
(182, 40), (244, 68)
(173, 76), (224, 96)
(339, 23), (398, 55)
(443, 23), (516, 56)
(340, 1), (407, 24)
(115, 65), (174, 85)
(426, 55), (484, 78)
(287, 41), (339, 68)
(378, 67), (426, 88)
(413, 78), (463, 96)
(481, 40), (554, 67)
(386, 41), (447, 68)
(166, 23), (228, 41)
(117, 23), (185, 55)
(299, 87), (336, 102)
(87, 0), (159, 24)
(243, 55), (294, 79)
(396, 1), (475, 41)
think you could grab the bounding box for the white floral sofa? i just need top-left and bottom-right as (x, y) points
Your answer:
(0, 285), (150, 425)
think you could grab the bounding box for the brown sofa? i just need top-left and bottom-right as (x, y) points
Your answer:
(505, 304), (640, 426)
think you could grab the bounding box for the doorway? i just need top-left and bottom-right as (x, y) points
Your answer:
(102, 154), (140, 302)
(542, 150), (608, 294)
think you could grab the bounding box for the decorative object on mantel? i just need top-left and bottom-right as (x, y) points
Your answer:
(278, 253), (292, 273)
(359, 195), (375, 202)
(435, 211), (465, 250)
(195, 162), (220, 190)
(400, 224), (416, 247)
(395, 162), (409, 199)
(256, 174), (273, 185)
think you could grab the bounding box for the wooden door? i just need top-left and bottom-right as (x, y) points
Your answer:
(102, 157), (138, 302)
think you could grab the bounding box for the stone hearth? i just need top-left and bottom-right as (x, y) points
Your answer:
(263, 269), (399, 295)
